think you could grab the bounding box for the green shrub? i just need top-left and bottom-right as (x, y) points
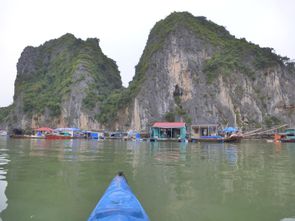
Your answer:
(164, 111), (175, 122)
(264, 116), (281, 127)
(15, 34), (122, 118)
(0, 105), (13, 123)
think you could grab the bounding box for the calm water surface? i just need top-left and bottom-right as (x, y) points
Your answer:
(0, 137), (295, 221)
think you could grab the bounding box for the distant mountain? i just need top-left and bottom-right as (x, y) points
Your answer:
(1, 33), (122, 130)
(1, 12), (294, 131)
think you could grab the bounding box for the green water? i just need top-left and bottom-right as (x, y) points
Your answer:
(0, 137), (295, 221)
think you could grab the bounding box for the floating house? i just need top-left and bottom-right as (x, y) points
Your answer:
(150, 122), (186, 141)
(191, 124), (219, 139)
(191, 124), (242, 143)
(85, 131), (105, 139)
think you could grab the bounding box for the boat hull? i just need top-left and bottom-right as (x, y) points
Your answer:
(45, 134), (72, 139)
(191, 136), (242, 143)
(88, 173), (149, 221)
(223, 136), (243, 143)
(281, 139), (295, 143)
(9, 135), (49, 139)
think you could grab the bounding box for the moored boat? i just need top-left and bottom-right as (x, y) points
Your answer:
(190, 124), (243, 143)
(279, 128), (295, 143)
(87, 172), (150, 221)
(9, 134), (32, 139)
(191, 135), (242, 143)
(223, 133), (243, 143)
(0, 130), (7, 136)
(45, 128), (83, 139)
(45, 134), (72, 139)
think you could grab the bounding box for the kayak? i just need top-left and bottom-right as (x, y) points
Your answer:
(87, 172), (150, 221)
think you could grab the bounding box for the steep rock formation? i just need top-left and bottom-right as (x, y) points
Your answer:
(111, 12), (295, 131)
(1, 12), (295, 131)
(7, 33), (122, 130)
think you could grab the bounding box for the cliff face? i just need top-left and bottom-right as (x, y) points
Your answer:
(7, 33), (122, 130)
(1, 12), (294, 131)
(115, 12), (295, 130)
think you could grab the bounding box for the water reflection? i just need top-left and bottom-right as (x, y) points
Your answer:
(149, 142), (189, 165)
(0, 139), (295, 221)
(147, 141), (295, 220)
(0, 138), (8, 219)
(286, 143), (295, 155)
(224, 145), (238, 166)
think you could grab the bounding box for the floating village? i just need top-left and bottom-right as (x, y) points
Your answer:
(1, 122), (294, 143)
(1, 9), (295, 221)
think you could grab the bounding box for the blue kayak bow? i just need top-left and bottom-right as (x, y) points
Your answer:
(87, 172), (150, 221)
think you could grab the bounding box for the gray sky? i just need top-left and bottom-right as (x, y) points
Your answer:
(0, 0), (294, 107)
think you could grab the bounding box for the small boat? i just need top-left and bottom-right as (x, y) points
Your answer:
(190, 124), (243, 143)
(191, 135), (242, 143)
(9, 134), (32, 139)
(45, 134), (72, 139)
(0, 130), (7, 136)
(87, 172), (150, 221)
(45, 128), (77, 139)
(108, 131), (128, 140)
(9, 134), (46, 139)
(279, 128), (295, 143)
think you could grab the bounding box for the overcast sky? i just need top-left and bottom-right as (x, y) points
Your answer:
(0, 0), (294, 107)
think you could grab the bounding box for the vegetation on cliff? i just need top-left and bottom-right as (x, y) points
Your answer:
(2, 12), (294, 129)
(96, 12), (292, 125)
(204, 39), (290, 83)
(78, 38), (122, 110)
(140, 12), (291, 83)
(14, 33), (121, 118)
(0, 105), (12, 124)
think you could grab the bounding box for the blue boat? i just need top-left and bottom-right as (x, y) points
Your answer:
(88, 172), (150, 221)
(280, 128), (295, 143)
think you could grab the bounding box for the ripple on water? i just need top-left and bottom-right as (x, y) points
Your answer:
(1, 140), (295, 221)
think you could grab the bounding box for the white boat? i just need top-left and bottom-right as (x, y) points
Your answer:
(0, 130), (7, 136)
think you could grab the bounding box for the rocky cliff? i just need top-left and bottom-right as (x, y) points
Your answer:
(3, 33), (122, 130)
(102, 12), (295, 131)
(1, 12), (295, 131)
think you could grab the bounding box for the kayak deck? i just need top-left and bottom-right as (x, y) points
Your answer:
(88, 172), (150, 221)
